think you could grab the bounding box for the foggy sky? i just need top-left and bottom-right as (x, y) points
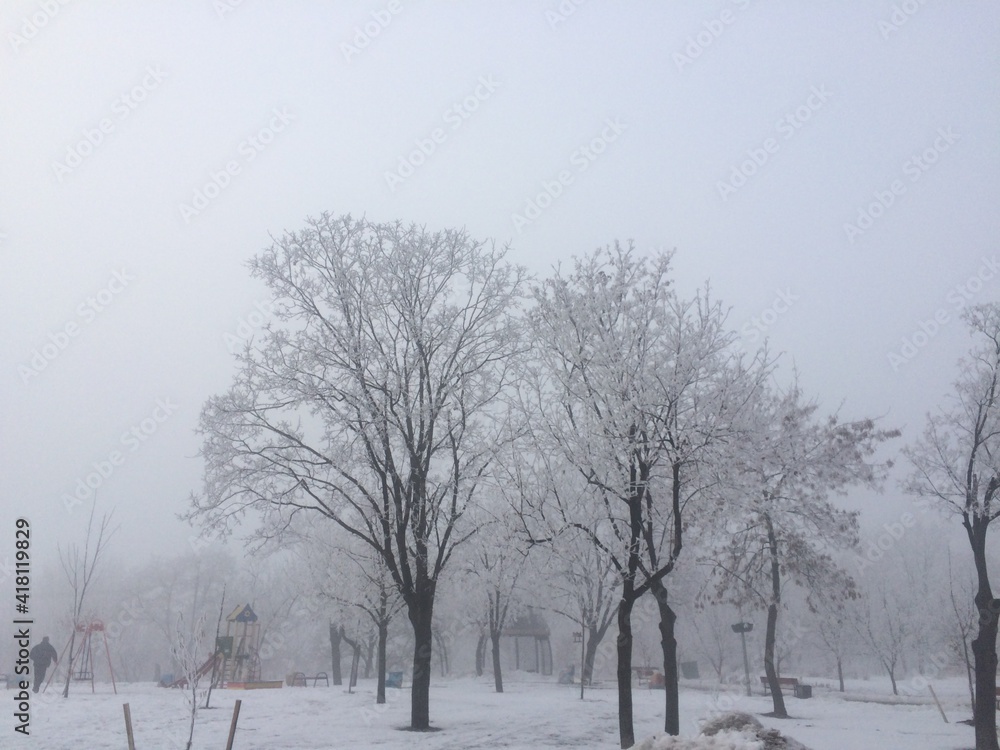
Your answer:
(2, 1), (998, 576)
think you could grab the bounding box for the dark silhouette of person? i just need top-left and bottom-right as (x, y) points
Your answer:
(29, 636), (58, 693)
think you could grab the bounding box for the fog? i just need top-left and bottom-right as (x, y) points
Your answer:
(1, 0), (998, 695)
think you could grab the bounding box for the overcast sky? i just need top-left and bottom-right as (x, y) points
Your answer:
(2, 1), (998, 576)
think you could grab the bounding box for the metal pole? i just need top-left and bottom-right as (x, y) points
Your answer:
(740, 630), (751, 697)
(579, 624), (586, 700)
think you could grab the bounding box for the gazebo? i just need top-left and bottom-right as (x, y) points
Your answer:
(503, 607), (552, 676)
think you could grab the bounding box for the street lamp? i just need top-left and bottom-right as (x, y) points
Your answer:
(731, 622), (753, 697)
(572, 629), (585, 700)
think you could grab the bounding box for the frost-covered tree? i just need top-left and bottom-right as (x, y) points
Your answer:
(302, 531), (404, 703)
(812, 593), (860, 693)
(527, 245), (759, 745)
(187, 214), (527, 729)
(711, 383), (896, 717)
(459, 503), (530, 693)
(904, 303), (1000, 750)
(171, 611), (209, 750)
(547, 526), (620, 687)
(855, 572), (911, 696)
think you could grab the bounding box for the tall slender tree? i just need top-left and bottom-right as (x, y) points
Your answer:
(188, 213), (527, 729)
(59, 503), (115, 698)
(711, 383), (896, 716)
(904, 303), (1000, 750)
(526, 245), (761, 745)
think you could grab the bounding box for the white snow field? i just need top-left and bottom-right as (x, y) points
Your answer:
(14, 674), (978, 750)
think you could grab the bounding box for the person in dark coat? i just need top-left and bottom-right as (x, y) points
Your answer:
(29, 636), (58, 693)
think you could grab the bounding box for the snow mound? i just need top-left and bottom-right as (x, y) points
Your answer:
(632, 729), (763, 750)
(633, 712), (811, 750)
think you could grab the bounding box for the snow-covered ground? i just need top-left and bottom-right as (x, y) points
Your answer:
(11, 674), (978, 749)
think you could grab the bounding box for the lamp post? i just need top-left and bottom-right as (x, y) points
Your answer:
(731, 622), (753, 697)
(572, 629), (585, 700)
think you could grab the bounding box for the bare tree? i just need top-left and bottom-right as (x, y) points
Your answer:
(711, 383), (896, 716)
(187, 214), (527, 729)
(171, 611), (209, 750)
(461, 504), (529, 693)
(855, 575), (911, 696)
(813, 595), (858, 693)
(58, 503), (115, 698)
(948, 554), (978, 715)
(547, 528), (620, 687)
(526, 245), (760, 745)
(904, 303), (1000, 750)
(304, 531), (404, 703)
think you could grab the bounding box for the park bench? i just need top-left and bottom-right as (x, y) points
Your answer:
(632, 666), (656, 687)
(760, 676), (800, 695)
(288, 671), (329, 687)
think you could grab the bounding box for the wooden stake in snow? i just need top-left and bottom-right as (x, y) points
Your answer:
(225, 699), (242, 750)
(123, 703), (135, 750)
(928, 684), (949, 723)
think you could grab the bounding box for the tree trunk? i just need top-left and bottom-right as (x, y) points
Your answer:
(329, 623), (343, 686)
(887, 664), (898, 696)
(970, 519), (999, 750)
(650, 580), (679, 735)
(616, 597), (636, 749)
(583, 626), (602, 685)
(364, 634), (375, 679)
(836, 657), (844, 693)
(61, 628), (78, 698)
(434, 629), (450, 677)
(491, 631), (503, 693)
(407, 594), (434, 730)
(475, 633), (487, 677)
(961, 635), (975, 715)
(763, 515), (788, 718)
(764, 602), (787, 717)
(342, 631), (361, 688)
(376, 619), (388, 705)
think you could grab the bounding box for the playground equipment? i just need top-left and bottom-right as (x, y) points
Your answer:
(218, 603), (261, 686)
(159, 603), (281, 689)
(163, 652), (221, 689)
(47, 620), (117, 694)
